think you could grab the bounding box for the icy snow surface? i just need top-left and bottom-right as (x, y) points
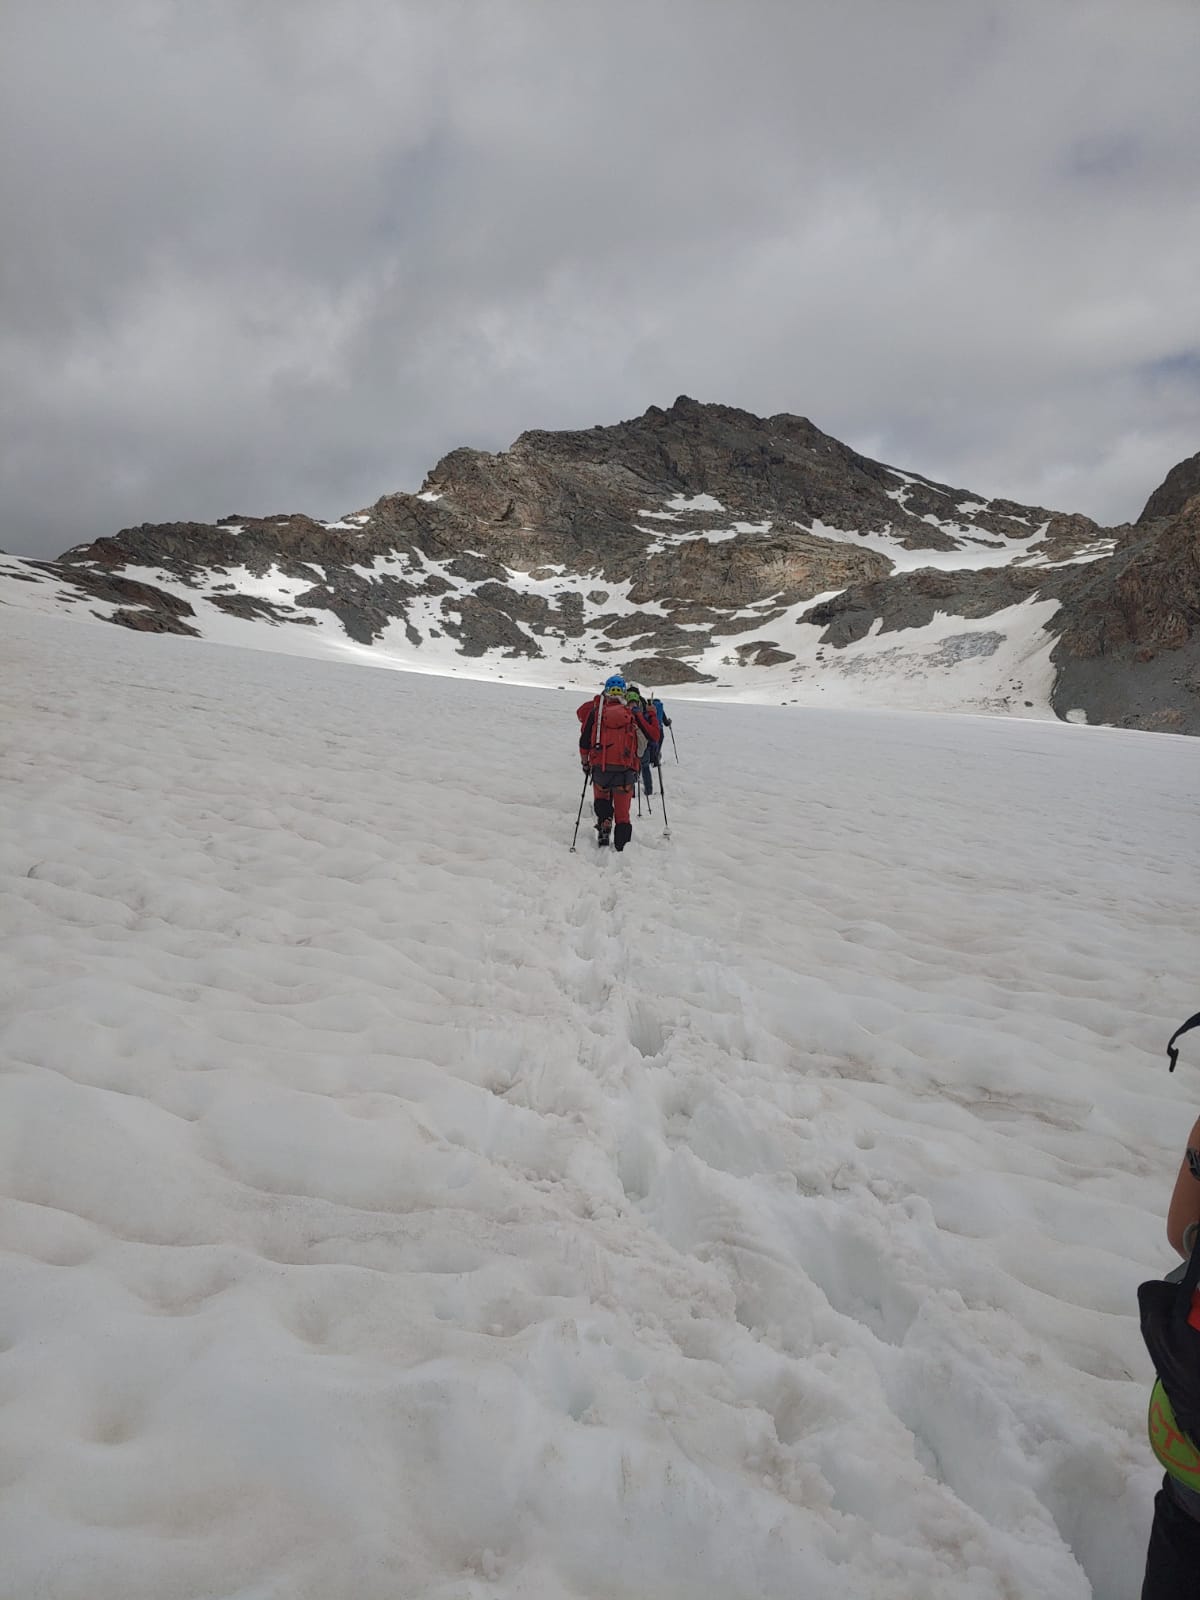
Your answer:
(2, 608), (1198, 1600)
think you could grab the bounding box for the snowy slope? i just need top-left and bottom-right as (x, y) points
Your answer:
(0, 546), (1067, 719)
(2, 608), (1198, 1600)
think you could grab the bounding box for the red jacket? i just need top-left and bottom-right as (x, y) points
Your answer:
(578, 695), (661, 772)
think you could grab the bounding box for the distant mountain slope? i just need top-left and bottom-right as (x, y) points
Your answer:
(2, 398), (1198, 729)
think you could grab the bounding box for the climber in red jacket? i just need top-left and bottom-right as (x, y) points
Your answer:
(577, 675), (662, 850)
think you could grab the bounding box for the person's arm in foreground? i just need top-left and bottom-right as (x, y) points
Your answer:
(1166, 1113), (1200, 1256)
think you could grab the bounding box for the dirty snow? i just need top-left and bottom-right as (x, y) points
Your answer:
(666, 492), (725, 513)
(642, 520), (771, 556)
(1019, 540), (1119, 570)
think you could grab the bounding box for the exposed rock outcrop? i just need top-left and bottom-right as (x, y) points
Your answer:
(1048, 496), (1200, 731)
(1139, 452), (1200, 524)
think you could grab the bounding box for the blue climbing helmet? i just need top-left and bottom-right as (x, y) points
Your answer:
(603, 674), (626, 693)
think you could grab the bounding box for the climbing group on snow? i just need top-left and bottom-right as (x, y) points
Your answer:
(575, 675), (672, 851)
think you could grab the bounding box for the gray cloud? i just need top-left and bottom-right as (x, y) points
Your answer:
(3, 0), (1199, 557)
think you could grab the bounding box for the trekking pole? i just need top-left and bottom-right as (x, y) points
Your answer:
(568, 772), (590, 852)
(656, 763), (671, 839)
(636, 778), (642, 819)
(669, 725), (679, 763)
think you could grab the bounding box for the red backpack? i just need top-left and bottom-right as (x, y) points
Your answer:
(579, 694), (641, 771)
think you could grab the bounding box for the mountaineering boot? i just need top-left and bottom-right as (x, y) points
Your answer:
(596, 817), (613, 847)
(613, 822), (633, 852)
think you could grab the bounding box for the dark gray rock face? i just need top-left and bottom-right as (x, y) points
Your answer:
(735, 641), (795, 666)
(7, 558), (202, 633)
(35, 561), (199, 617)
(1046, 496), (1200, 731)
(109, 607), (201, 636)
(1139, 452), (1200, 523)
(1053, 523), (1193, 658)
(420, 395), (1061, 563)
(211, 593), (317, 625)
(440, 596), (541, 658)
(1051, 637), (1200, 733)
(619, 656), (716, 685)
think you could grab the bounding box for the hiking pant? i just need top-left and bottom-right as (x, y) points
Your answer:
(1142, 1477), (1200, 1597)
(592, 769), (635, 826)
(641, 742), (661, 794)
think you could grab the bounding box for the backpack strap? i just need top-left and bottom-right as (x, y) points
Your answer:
(1168, 1012), (1200, 1072)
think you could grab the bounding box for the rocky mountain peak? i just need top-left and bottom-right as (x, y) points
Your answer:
(1139, 448), (1200, 524)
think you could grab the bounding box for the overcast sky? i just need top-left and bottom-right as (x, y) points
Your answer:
(3, 0), (1199, 558)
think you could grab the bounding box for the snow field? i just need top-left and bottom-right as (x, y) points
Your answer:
(1, 608), (1197, 1598)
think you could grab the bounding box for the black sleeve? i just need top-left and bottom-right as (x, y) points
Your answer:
(579, 709), (595, 750)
